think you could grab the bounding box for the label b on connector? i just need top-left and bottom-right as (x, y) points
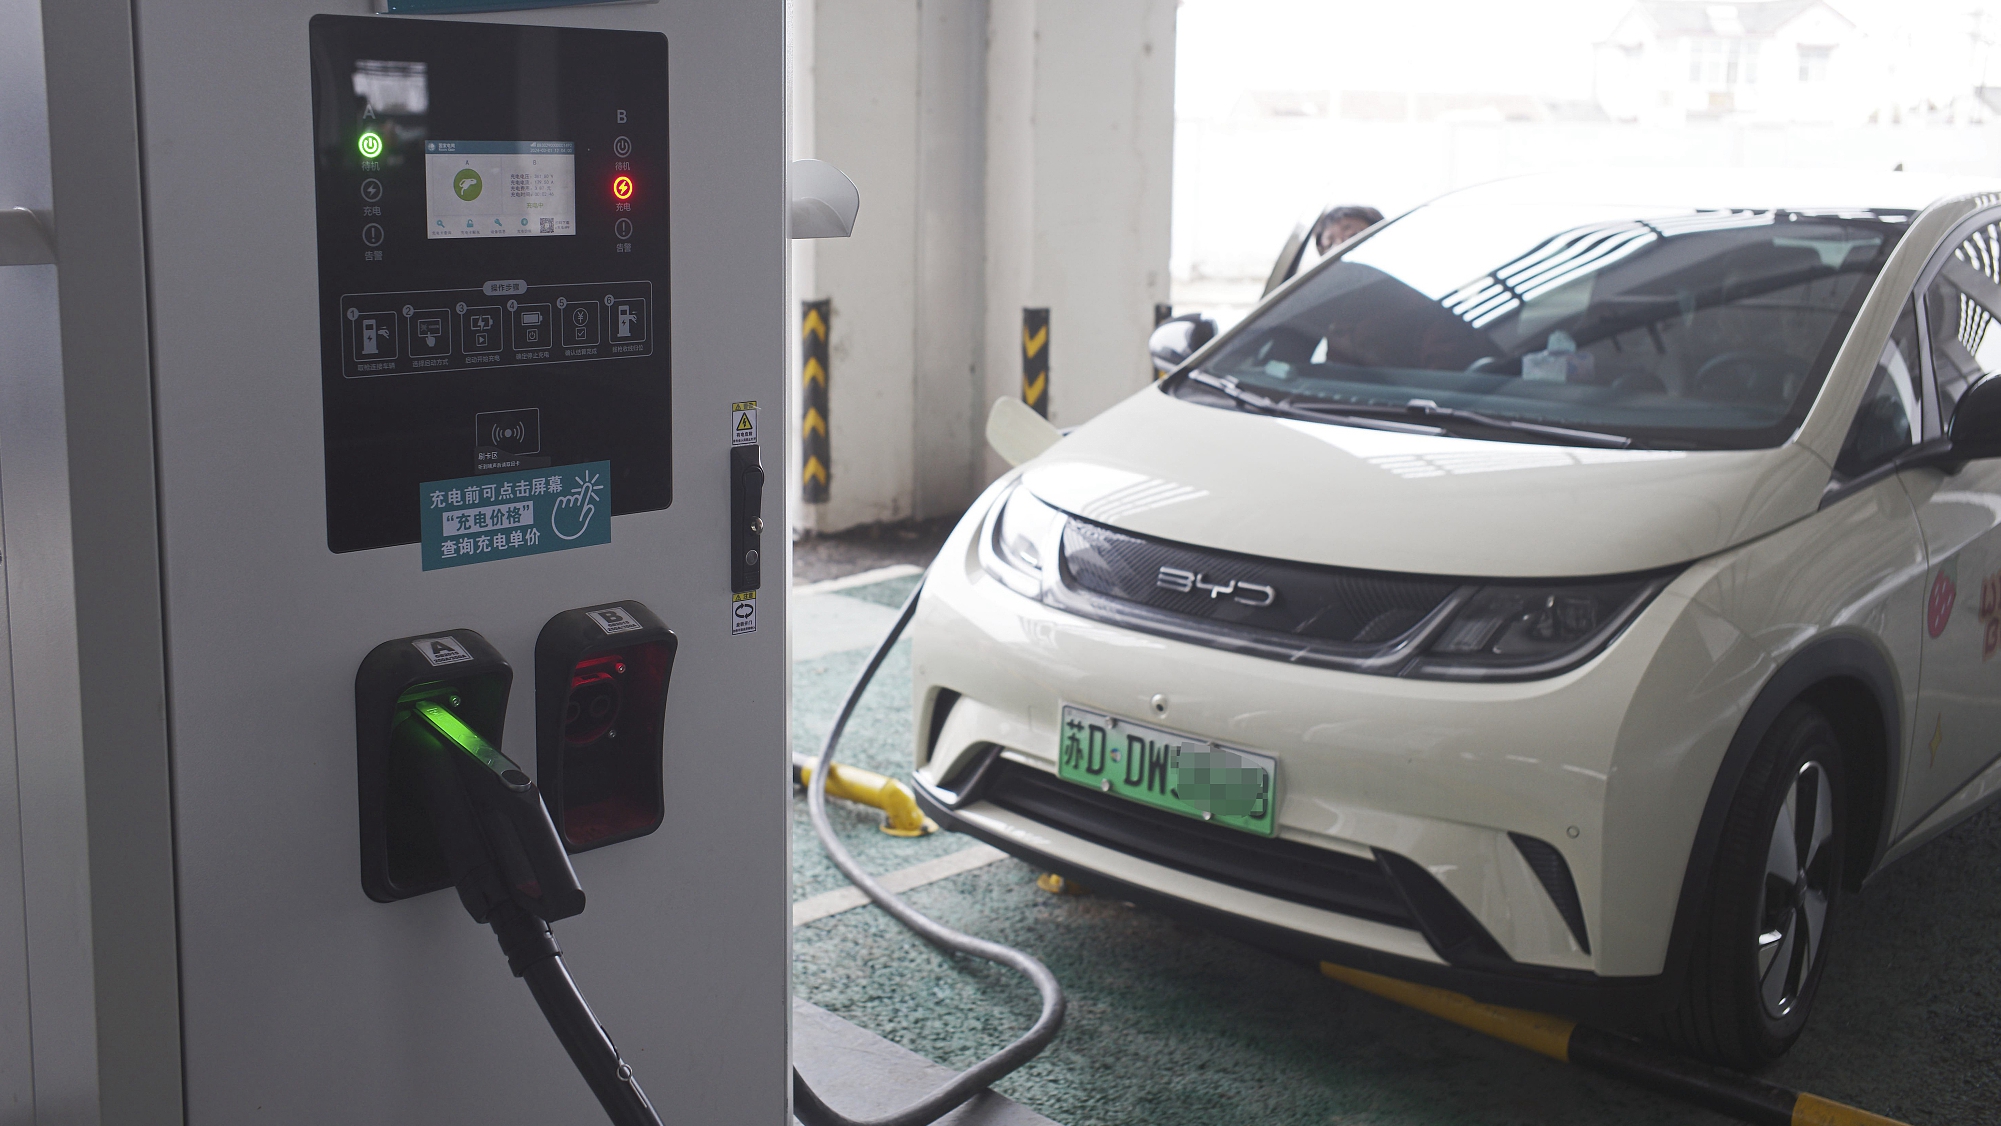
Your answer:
(587, 606), (644, 635)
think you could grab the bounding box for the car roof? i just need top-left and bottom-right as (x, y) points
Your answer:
(1423, 168), (2001, 216)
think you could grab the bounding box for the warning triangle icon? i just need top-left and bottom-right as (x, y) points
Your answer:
(736, 413), (753, 431)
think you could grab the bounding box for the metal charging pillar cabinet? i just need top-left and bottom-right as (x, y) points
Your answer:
(0, 1), (788, 1121)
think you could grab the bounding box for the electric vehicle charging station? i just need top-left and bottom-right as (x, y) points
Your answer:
(0, 1), (799, 1120)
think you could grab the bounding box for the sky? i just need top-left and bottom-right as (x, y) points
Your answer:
(1176, 0), (2001, 119)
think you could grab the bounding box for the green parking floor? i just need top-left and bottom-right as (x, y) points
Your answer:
(791, 573), (1999, 1126)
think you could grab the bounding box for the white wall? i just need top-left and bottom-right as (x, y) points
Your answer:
(793, 0), (1175, 532)
(984, 0), (1177, 480)
(805, 0), (924, 532)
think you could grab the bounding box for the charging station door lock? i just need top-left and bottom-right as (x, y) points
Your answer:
(731, 445), (765, 592)
(536, 601), (678, 852)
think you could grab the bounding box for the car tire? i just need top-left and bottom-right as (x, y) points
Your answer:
(1654, 701), (1846, 1069)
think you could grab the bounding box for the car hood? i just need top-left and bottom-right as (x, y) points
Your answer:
(1020, 387), (1834, 578)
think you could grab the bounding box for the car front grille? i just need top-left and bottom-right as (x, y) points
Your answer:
(1048, 515), (1466, 671)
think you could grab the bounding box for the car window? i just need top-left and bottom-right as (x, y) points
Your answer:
(1833, 299), (1922, 480)
(1176, 200), (1913, 450)
(1923, 220), (2001, 423)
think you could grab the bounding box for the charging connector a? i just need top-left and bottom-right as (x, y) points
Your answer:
(406, 695), (585, 924)
(357, 630), (515, 902)
(357, 629), (660, 1126)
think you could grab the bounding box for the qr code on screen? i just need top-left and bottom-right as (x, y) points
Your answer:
(540, 217), (554, 233)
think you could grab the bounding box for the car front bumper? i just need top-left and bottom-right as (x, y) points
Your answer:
(910, 768), (1671, 1027)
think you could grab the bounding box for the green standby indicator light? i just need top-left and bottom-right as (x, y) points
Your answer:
(357, 131), (384, 160)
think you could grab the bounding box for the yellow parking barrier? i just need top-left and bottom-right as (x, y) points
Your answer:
(791, 755), (937, 837)
(1035, 873), (1089, 896)
(1320, 963), (1908, 1126)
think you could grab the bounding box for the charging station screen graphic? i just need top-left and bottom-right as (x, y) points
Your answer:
(424, 141), (576, 238)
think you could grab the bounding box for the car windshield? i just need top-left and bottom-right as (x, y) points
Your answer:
(1174, 199), (1913, 449)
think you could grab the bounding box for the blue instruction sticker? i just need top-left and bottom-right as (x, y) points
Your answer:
(420, 461), (610, 570)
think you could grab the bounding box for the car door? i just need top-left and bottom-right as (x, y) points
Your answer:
(1897, 211), (2001, 832)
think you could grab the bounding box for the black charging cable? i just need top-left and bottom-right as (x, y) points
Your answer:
(489, 903), (663, 1126)
(407, 702), (664, 1126)
(792, 577), (1067, 1126)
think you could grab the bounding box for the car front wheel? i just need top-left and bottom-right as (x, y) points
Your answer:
(1655, 701), (1846, 1068)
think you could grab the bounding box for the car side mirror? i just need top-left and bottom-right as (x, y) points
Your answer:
(1947, 373), (2001, 460)
(1149, 313), (1218, 375)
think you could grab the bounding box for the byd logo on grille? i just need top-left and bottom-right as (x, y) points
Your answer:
(1156, 566), (1278, 607)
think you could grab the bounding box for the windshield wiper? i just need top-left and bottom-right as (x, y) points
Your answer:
(1182, 372), (1443, 435)
(1282, 397), (1635, 449)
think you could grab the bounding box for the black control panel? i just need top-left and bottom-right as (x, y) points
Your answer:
(310, 16), (669, 553)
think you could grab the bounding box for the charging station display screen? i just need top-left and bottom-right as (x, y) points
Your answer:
(424, 142), (576, 238)
(311, 17), (670, 554)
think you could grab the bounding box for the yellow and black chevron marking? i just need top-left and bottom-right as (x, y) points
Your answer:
(1320, 964), (1907, 1126)
(801, 299), (831, 503)
(1021, 307), (1050, 418)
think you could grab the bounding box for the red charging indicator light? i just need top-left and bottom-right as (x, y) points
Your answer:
(612, 175), (635, 201)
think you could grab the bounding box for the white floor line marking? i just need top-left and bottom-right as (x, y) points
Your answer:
(794, 563), (924, 596)
(792, 843), (1009, 927)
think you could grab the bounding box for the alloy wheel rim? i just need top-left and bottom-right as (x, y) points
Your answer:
(1756, 759), (1835, 1020)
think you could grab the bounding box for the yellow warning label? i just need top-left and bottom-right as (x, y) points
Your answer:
(732, 400), (758, 412)
(1023, 324), (1048, 358)
(731, 403), (759, 447)
(1023, 372), (1048, 406)
(736, 414), (753, 431)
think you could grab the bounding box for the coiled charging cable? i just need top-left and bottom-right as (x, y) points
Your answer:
(792, 576), (1067, 1126)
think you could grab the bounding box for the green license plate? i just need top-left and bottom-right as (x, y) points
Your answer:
(1057, 705), (1278, 837)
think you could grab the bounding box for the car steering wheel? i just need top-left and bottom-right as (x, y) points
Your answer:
(1692, 350), (1807, 404)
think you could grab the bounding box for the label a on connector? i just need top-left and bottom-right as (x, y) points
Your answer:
(413, 635), (475, 665)
(419, 460), (611, 570)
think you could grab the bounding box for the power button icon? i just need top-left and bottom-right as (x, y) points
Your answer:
(613, 136), (632, 158)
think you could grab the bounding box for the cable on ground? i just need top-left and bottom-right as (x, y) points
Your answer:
(792, 576), (1066, 1126)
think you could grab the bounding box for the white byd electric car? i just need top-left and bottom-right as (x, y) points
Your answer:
(906, 171), (2001, 1068)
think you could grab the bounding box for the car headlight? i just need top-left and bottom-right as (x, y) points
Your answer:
(980, 481), (1065, 597)
(1406, 575), (1669, 681)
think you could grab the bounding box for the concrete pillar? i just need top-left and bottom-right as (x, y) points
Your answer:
(792, 0), (1173, 532)
(801, 0), (923, 533)
(983, 0), (1176, 480)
